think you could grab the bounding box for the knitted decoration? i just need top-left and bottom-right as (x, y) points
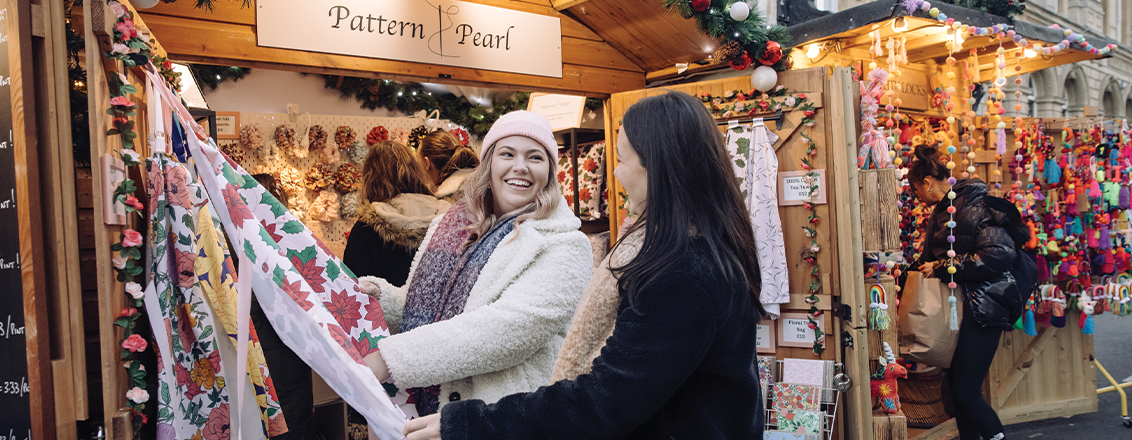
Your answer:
(450, 128), (471, 146)
(308, 125), (329, 152)
(340, 192), (360, 220)
(366, 126), (389, 146)
(304, 162), (336, 191)
(275, 125), (304, 158)
(868, 284), (890, 330)
(219, 142), (246, 165)
(335, 126), (357, 150)
(310, 190), (340, 222)
(348, 140), (368, 164)
(869, 342), (906, 414)
(408, 125), (428, 149)
(333, 163), (362, 193)
(240, 124), (266, 154)
(276, 165), (305, 196)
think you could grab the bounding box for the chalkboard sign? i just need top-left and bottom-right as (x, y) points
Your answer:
(0, 4), (33, 439)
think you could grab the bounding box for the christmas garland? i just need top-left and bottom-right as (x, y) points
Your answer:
(661, 0), (793, 71)
(190, 64), (251, 91)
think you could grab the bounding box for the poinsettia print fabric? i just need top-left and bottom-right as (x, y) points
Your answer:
(773, 383), (821, 412)
(144, 154), (232, 440)
(185, 135), (407, 438)
(724, 123), (789, 305)
(195, 206), (289, 436)
(557, 142), (608, 221)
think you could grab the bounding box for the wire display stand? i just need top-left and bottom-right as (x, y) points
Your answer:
(762, 360), (843, 440)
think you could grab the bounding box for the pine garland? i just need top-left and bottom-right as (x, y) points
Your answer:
(662, 0), (793, 71)
(190, 64), (251, 91)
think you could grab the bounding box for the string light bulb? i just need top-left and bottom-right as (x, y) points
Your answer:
(892, 16), (908, 33)
(807, 43), (821, 59)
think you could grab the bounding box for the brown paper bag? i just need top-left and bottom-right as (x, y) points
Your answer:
(897, 272), (963, 368)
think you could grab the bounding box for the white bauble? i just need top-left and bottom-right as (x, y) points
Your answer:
(729, 2), (751, 21)
(750, 65), (778, 92)
(133, 0), (160, 8)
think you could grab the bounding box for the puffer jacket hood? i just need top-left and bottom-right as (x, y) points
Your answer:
(355, 193), (451, 250)
(922, 178), (1036, 328)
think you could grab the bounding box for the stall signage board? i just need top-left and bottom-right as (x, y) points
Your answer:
(527, 93), (585, 131)
(257, 0), (563, 78)
(874, 68), (932, 111)
(779, 169), (826, 206)
(0, 4), (32, 438)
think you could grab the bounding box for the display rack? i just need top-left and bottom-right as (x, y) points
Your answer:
(763, 360), (844, 440)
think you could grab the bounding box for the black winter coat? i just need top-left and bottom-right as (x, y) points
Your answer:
(342, 194), (449, 285)
(439, 240), (764, 439)
(919, 179), (1036, 328)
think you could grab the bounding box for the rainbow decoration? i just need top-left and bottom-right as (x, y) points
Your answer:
(868, 284), (891, 330)
(1116, 272), (1131, 286)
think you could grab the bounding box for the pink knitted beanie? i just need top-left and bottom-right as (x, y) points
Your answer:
(480, 111), (559, 164)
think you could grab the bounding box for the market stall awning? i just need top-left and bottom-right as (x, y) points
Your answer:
(787, 0), (1119, 80)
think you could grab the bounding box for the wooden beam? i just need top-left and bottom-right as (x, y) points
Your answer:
(992, 326), (1056, 410)
(645, 61), (727, 83)
(8, 0), (56, 437)
(552, 0), (590, 11)
(127, 12), (643, 97)
(910, 418), (957, 440)
(996, 396), (1097, 425)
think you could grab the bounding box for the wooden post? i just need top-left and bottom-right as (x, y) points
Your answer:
(830, 66), (873, 440)
(872, 408), (908, 440)
(5, 0), (56, 437)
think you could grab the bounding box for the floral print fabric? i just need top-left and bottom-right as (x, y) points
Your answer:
(725, 123), (789, 305)
(556, 142), (608, 221)
(185, 135), (407, 438)
(144, 154), (233, 440)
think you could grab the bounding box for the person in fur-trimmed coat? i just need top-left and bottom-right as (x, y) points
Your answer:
(360, 112), (592, 417)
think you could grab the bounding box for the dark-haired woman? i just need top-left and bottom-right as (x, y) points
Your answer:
(907, 144), (1034, 440)
(417, 130), (480, 202)
(402, 90), (766, 440)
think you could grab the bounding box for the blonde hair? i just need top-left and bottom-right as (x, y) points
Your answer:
(460, 142), (561, 246)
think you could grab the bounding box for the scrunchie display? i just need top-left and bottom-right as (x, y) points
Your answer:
(366, 126), (389, 146)
(304, 162), (336, 191)
(340, 192), (360, 219)
(309, 190), (340, 222)
(308, 125), (328, 152)
(219, 142), (246, 164)
(333, 163), (361, 193)
(276, 165), (305, 196)
(408, 125), (428, 149)
(335, 126), (356, 150)
(348, 140), (368, 164)
(240, 124), (266, 154)
(450, 128), (471, 146)
(289, 196), (310, 222)
(391, 127), (408, 144)
(275, 125), (304, 158)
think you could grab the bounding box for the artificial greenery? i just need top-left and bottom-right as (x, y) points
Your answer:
(190, 64), (252, 91)
(935, 0), (1026, 19)
(662, 0), (793, 71)
(66, 0), (90, 167)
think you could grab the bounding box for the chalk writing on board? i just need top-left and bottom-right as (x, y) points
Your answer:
(0, 429), (31, 440)
(0, 315), (23, 339)
(0, 376), (26, 396)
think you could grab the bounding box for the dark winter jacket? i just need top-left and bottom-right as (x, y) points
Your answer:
(919, 178), (1036, 328)
(439, 239), (764, 440)
(342, 193), (450, 284)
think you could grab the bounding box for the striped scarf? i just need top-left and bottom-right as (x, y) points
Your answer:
(399, 203), (520, 415)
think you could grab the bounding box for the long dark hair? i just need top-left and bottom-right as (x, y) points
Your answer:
(906, 144), (950, 184)
(614, 91), (764, 317)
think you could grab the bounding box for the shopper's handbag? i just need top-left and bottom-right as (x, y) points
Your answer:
(898, 271), (964, 368)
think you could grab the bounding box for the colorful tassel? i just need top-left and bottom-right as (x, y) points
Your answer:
(868, 284), (890, 330)
(1121, 186), (1131, 209)
(1044, 158), (1061, 184)
(1089, 180), (1102, 198)
(1024, 309), (1037, 335)
(1082, 314), (1095, 334)
(1100, 226), (1111, 250)
(1037, 255), (1050, 281)
(949, 293), (959, 331)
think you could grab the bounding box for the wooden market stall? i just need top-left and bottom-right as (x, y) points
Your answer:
(11, 0), (1120, 439)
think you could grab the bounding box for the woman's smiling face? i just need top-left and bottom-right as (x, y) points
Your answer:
(489, 135), (550, 215)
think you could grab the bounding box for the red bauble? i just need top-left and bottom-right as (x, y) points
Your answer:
(729, 52), (752, 71)
(691, 0), (711, 12)
(759, 41), (783, 66)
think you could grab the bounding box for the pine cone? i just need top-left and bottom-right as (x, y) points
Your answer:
(715, 41), (743, 63)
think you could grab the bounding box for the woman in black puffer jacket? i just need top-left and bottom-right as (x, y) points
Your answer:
(907, 144), (1035, 440)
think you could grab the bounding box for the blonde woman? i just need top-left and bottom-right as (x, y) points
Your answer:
(360, 111), (592, 417)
